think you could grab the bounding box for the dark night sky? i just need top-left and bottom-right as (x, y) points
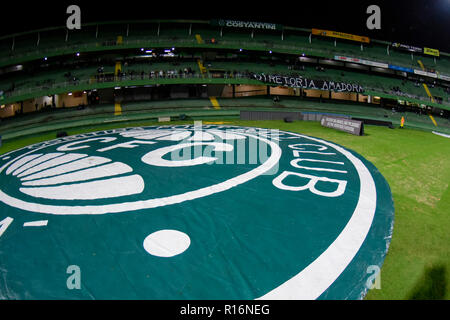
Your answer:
(2, 0), (449, 52)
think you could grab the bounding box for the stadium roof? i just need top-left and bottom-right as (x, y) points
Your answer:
(1, 0), (449, 52)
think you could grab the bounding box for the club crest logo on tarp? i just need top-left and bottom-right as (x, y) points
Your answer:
(0, 124), (394, 300)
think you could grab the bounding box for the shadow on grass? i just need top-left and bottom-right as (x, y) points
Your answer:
(408, 264), (447, 300)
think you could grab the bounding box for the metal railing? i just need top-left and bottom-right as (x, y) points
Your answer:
(2, 72), (252, 98)
(1, 35), (433, 73)
(0, 38), (198, 64)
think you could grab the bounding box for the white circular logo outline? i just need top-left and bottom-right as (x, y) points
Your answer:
(0, 126), (377, 300)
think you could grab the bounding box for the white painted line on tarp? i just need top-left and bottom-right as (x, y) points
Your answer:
(23, 220), (48, 227)
(432, 131), (450, 138)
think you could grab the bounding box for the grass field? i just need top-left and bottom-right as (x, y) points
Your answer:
(1, 119), (449, 300)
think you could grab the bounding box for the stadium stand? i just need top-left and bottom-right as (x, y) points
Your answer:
(0, 19), (449, 138)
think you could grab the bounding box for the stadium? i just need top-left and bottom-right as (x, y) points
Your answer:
(0, 1), (449, 303)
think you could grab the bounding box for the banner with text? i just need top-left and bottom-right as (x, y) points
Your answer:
(391, 43), (440, 57)
(438, 74), (450, 81)
(423, 47), (440, 57)
(252, 73), (364, 93)
(388, 64), (414, 73)
(414, 69), (438, 78)
(334, 56), (389, 68)
(391, 42), (423, 53)
(321, 116), (364, 136)
(211, 19), (283, 31)
(312, 28), (370, 44)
